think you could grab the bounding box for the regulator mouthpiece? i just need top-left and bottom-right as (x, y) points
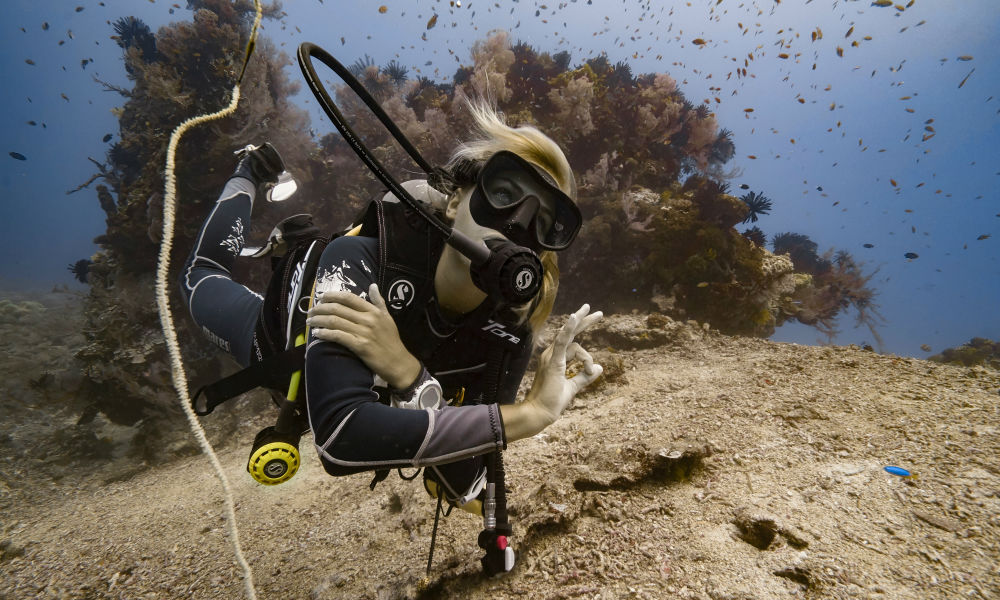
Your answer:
(469, 238), (543, 307)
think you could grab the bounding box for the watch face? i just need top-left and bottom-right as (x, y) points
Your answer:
(416, 380), (444, 410)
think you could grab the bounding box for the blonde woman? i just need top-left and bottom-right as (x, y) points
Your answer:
(180, 102), (602, 535)
(303, 101), (602, 511)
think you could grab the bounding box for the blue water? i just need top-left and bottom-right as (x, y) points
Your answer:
(2, 0), (997, 357)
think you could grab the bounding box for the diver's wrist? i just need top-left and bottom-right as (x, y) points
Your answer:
(388, 355), (423, 390)
(499, 398), (556, 442)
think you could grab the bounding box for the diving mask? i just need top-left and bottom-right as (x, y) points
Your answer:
(469, 151), (581, 252)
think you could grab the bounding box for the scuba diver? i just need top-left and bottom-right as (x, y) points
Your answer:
(179, 100), (603, 573)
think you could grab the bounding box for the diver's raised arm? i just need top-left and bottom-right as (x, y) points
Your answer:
(500, 303), (603, 441)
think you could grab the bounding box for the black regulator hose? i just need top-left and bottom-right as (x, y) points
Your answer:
(295, 42), (543, 305)
(295, 42), (489, 265)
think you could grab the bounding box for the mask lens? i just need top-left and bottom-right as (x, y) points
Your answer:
(477, 151), (582, 250)
(488, 184), (518, 207)
(540, 200), (580, 249)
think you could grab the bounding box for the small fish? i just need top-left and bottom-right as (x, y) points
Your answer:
(744, 108), (754, 112)
(747, 155), (757, 159)
(845, 26), (854, 38)
(871, 0), (893, 5)
(863, 243), (874, 248)
(778, 53), (789, 59)
(75, 5), (84, 12)
(60, 92), (69, 101)
(890, 179), (898, 187)
(697, 282), (709, 288)
(25, 58), (35, 65)
(378, 5), (387, 13)
(816, 186), (823, 191)
(42, 22), (49, 31)
(885, 466), (914, 477)
(978, 234), (991, 241)
(26, 120), (36, 126)
(102, 133), (113, 143)
(958, 68), (974, 88)
(692, 38), (707, 45)
(9, 151), (27, 161)
(836, 46), (844, 57)
(904, 252), (918, 259)
(740, 184), (750, 190)
(426, 14), (438, 29)
(920, 344), (931, 352)
(957, 55), (973, 61)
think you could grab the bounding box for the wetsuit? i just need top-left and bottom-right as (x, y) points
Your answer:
(180, 176), (533, 502)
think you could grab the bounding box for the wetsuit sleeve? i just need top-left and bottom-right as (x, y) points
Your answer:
(304, 236), (505, 477)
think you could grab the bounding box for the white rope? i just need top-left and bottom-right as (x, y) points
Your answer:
(154, 4), (263, 599)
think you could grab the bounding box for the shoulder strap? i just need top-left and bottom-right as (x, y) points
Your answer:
(191, 345), (306, 416)
(360, 197), (446, 288)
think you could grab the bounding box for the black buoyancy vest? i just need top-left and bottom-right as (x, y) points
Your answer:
(357, 197), (532, 407)
(192, 196), (532, 416)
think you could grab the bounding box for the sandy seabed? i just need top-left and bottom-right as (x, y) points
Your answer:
(2, 314), (999, 600)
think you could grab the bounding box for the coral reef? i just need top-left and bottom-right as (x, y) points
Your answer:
(76, 0), (315, 444)
(75, 22), (882, 451)
(739, 191), (773, 223)
(66, 259), (92, 284)
(929, 338), (1000, 369)
(766, 233), (883, 344)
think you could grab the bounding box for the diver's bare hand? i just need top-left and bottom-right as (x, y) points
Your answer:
(307, 284), (421, 389)
(527, 304), (604, 426)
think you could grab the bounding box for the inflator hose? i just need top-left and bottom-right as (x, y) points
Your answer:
(155, 3), (264, 599)
(296, 42), (548, 305)
(296, 43), (491, 268)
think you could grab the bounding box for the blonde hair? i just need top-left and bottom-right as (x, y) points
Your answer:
(446, 100), (575, 337)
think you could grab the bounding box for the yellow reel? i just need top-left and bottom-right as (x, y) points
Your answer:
(247, 428), (300, 485)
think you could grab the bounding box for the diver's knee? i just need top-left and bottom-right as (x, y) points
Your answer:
(177, 259), (194, 306)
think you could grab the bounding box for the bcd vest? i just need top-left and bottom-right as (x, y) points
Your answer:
(356, 197), (532, 407)
(192, 196), (532, 416)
